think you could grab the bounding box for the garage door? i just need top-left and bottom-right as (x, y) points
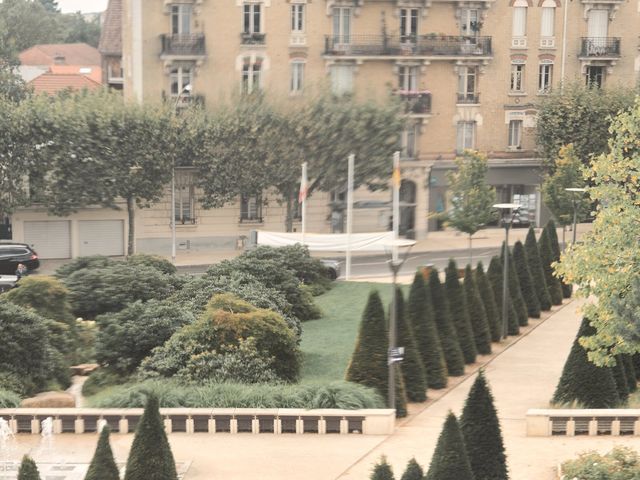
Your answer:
(24, 221), (71, 259)
(79, 220), (125, 257)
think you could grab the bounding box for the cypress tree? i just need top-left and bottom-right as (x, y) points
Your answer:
(634, 353), (640, 381)
(613, 355), (630, 404)
(395, 288), (428, 402)
(407, 273), (448, 389)
(552, 317), (620, 408)
(394, 363), (409, 418)
(460, 371), (508, 480)
(538, 228), (563, 306)
(400, 458), (424, 480)
(425, 412), (474, 480)
(525, 227), (552, 311)
(513, 241), (541, 318)
(487, 256), (519, 337)
(371, 456), (395, 480)
(428, 268), (465, 376)
(546, 219), (572, 298)
(623, 355), (637, 392)
(501, 243), (529, 327)
(17, 456), (41, 480)
(475, 262), (501, 342)
(463, 265), (492, 355)
(445, 260), (477, 364)
(124, 395), (178, 480)
(86, 426), (120, 480)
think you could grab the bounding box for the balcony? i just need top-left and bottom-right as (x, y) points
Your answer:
(324, 35), (492, 58)
(160, 34), (206, 58)
(457, 92), (480, 104)
(241, 32), (266, 45)
(580, 37), (621, 58)
(396, 90), (432, 115)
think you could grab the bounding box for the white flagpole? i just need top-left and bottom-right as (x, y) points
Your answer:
(301, 162), (308, 246)
(392, 151), (400, 262)
(346, 154), (355, 280)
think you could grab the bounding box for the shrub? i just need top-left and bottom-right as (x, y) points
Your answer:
(371, 456), (395, 480)
(0, 372), (26, 396)
(0, 389), (21, 408)
(545, 219), (572, 299)
(501, 244), (528, 327)
(487, 256), (519, 337)
(17, 456), (41, 480)
(126, 253), (177, 275)
(400, 458), (424, 480)
(425, 412), (474, 480)
(85, 426), (119, 480)
(55, 255), (116, 279)
(538, 228), (563, 305)
(445, 260), (477, 364)
(475, 262), (501, 342)
(525, 227), (552, 311)
(82, 369), (131, 397)
(463, 266), (492, 355)
(623, 355), (638, 393)
(394, 288), (427, 402)
(613, 355), (630, 404)
(512, 241), (541, 319)
(561, 447), (640, 479)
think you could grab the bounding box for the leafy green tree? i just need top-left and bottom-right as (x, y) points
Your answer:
(525, 227), (552, 311)
(612, 355), (630, 404)
(545, 219), (573, 299)
(427, 268), (465, 376)
(512, 241), (540, 319)
(124, 395), (178, 480)
(475, 262), (501, 342)
(394, 288), (427, 402)
(445, 151), (496, 263)
(0, 58), (30, 102)
(400, 458), (424, 480)
(38, 0), (59, 12)
(425, 412), (474, 480)
(85, 426), (120, 480)
(371, 456), (395, 480)
(538, 229), (563, 306)
(407, 272), (447, 389)
(463, 265), (492, 355)
(0, 0), (58, 59)
(487, 256), (519, 337)
(622, 355), (637, 393)
(17, 456), (41, 480)
(501, 243), (528, 327)
(445, 260), (477, 364)
(460, 371), (508, 480)
(59, 12), (101, 47)
(552, 317), (620, 408)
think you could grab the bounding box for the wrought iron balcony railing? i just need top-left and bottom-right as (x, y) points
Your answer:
(241, 32), (266, 45)
(324, 34), (492, 57)
(160, 34), (206, 57)
(580, 37), (621, 57)
(396, 90), (432, 115)
(457, 92), (480, 104)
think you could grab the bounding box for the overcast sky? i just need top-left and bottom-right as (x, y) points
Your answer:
(58, 0), (108, 13)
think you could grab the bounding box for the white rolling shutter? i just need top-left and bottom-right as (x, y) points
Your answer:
(79, 220), (125, 257)
(540, 7), (555, 37)
(24, 221), (71, 259)
(512, 6), (527, 37)
(587, 9), (608, 38)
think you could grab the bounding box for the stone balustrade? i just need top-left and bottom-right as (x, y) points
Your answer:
(526, 409), (640, 437)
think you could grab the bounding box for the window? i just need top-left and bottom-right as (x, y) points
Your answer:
(170, 66), (192, 97)
(240, 193), (262, 222)
(290, 60), (305, 93)
(457, 66), (477, 103)
(291, 4), (305, 33)
(585, 65), (604, 88)
(330, 64), (354, 95)
(508, 120), (523, 149)
(398, 66), (418, 91)
(400, 125), (418, 159)
(460, 9), (480, 35)
(243, 3), (262, 34)
(175, 185), (195, 224)
(171, 5), (192, 35)
(510, 63), (525, 92)
(332, 7), (351, 44)
(242, 57), (262, 93)
(400, 8), (418, 42)
(512, 6), (527, 38)
(456, 121), (476, 152)
(540, 6), (555, 38)
(538, 63), (553, 92)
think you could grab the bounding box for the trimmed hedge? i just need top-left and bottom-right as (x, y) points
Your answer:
(445, 260), (477, 364)
(395, 288), (428, 402)
(525, 227), (552, 311)
(475, 262), (501, 343)
(463, 266), (492, 355)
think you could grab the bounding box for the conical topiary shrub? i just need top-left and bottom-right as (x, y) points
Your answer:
(538, 228), (563, 306)
(371, 456), (395, 480)
(546, 219), (572, 298)
(623, 355), (637, 393)
(525, 227), (552, 311)
(552, 317), (620, 408)
(425, 412), (474, 480)
(400, 458), (424, 480)
(407, 273), (448, 389)
(487, 256), (519, 337)
(463, 265), (492, 355)
(501, 243), (528, 327)
(394, 363), (409, 418)
(475, 262), (501, 342)
(346, 290), (389, 399)
(460, 371), (508, 480)
(613, 355), (630, 404)
(86, 426), (120, 480)
(428, 268), (465, 376)
(18, 456), (41, 480)
(124, 395), (178, 480)
(445, 259), (477, 364)
(513, 240), (541, 319)
(634, 353), (640, 381)
(394, 288), (428, 402)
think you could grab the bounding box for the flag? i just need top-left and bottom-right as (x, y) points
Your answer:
(299, 162), (309, 203)
(392, 162), (401, 188)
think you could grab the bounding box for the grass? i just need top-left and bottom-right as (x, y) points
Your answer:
(300, 281), (408, 382)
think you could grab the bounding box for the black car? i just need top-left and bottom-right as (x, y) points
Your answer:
(0, 242), (40, 275)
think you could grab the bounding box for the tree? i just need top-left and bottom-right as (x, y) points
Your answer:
(58, 12), (101, 47)
(400, 458), (424, 480)
(612, 355), (630, 404)
(407, 272), (448, 389)
(538, 228), (563, 306)
(17, 456), (41, 480)
(501, 243), (529, 327)
(427, 268), (465, 376)
(512, 241), (541, 319)
(444, 260), (477, 364)
(545, 219), (573, 299)
(0, 0), (59, 59)
(460, 371), (508, 480)
(463, 265), (492, 355)
(487, 256), (519, 337)
(124, 395), (178, 480)
(0, 58), (30, 102)
(445, 150), (496, 264)
(525, 227), (552, 311)
(38, 0), (59, 13)
(371, 456), (395, 480)
(425, 412), (474, 480)
(552, 317), (620, 408)
(475, 261), (501, 342)
(85, 426), (120, 480)
(622, 355), (637, 393)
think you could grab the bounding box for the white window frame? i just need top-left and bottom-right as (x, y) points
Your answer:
(540, 4), (555, 37)
(400, 8), (419, 42)
(512, 3), (528, 47)
(332, 7), (351, 45)
(290, 60), (305, 94)
(243, 3), (262, 34)
(457, 66), (477, 102)
(585, 65), (604, 88)
(510, 62), (525, 92)
(291, 4), (305, 33)
(170, 65), (193, 98)
(171, 4), (192, 35)
(240, 193), (263, 222)
(175, 185), (195, 224)
(538, 62), (553, 92)
(242, 57), (262, 93)
(398, 65), (419, 91)
(460, 9), (480, 35)
(508, 119), (523, 149)
(456, 121), (476, 152)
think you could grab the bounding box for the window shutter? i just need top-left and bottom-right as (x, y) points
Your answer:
(512, 7), (527, 37)
(540, 7), (554, 37)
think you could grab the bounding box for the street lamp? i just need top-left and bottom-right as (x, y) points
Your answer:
(384, 238), (416, 411)
(565, 187), (586, 246)
(493, 203), (520, 340)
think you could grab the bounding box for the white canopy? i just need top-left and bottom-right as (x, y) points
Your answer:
(256, 230), (398, 252)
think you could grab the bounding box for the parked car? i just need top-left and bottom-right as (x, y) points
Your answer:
(0, 275), (18, 293)
(0, 242), (40, 275)
(320, 259), (341, 280)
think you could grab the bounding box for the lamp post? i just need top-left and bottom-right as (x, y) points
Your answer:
(384, 238), (416, 410)
(493, 203), (520, 339)
(565, 187), (586, 246)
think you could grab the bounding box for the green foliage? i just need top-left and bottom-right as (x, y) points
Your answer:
(85, 426), (119, 480)
(512, 241), (541, 319)
(57, 12), (101, 47)
(371, 456), (395, 480)
(538, 229), (563, 306)
(525, 227), (552, 311)
(475, 262), (501, 343)
(0, 389), (21, 407)
(0, 58), (30, 103)
(394, 364), (408, 417)
(82, 369), (130, 397)
(623, 355), (637, 393)
(501, 244), (528, 327)
(17, 456), (40, 480)
(460, 371), (508, 480)
(400, 458), (424, 480)
(552, 317), (620, 408)
(4, 275), (73, 323)
(124, 396), (178, 480)
(425, 412), (474, 480)
(487, 256), (519, 337)
(545, 220), (573, 299)
(613, 355), (630, 404)
(394, 288), (428, 402)
(55, 256), (116, 279)
(407, 273), (447, 389)
(445, 259), (477, 364)
(126, 254), (177, 275)
(463, 266), (492, 355)
(427, 268), (465, 376)
(561, 446), (640, 480)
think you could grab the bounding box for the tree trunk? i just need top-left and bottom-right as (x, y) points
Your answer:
(127, 196), (135, 256)
(285, 191), (294, 233)
(562, 225), (566, 251)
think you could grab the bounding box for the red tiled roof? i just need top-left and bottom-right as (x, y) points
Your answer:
(49, 65), (103, 84)
(98, 0), (122, 56)
(19, 43), (100, 67)
(29, 73), (102, 95)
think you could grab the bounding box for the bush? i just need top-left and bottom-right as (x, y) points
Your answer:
(463, 266), (492, 355)
(55, 255), (116, 279)
(501, 244), (528, 327)
(561, 446), (640, 479)
(0, 372), (26, 396)
(82, 369), (131, 397)
(400, 458), (424, 480)
(17, 456), (41, 480)
(126, 254), (177, 275)
(545, 219), (573, 299)
(538, 228), (563, 305)
(445, 260), (477, 364)
(371, 456), (395, 480)
(0, 389), (21, 408)
(525, 227), (552, 311)
(475, 262), (501, 343)
(425, 412), (474, 480)
(85, 426), (119, 480)
(487, 256), (519, 337)
(512, 241), (541, 319)
(395, 288), (428, 402)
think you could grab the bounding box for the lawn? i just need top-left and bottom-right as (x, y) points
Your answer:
(300, 281), (409, 382)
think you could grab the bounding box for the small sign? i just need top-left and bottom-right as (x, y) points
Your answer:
(388, 347), (405, 365)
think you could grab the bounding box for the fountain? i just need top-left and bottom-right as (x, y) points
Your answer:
(0, 417), (18, 475)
